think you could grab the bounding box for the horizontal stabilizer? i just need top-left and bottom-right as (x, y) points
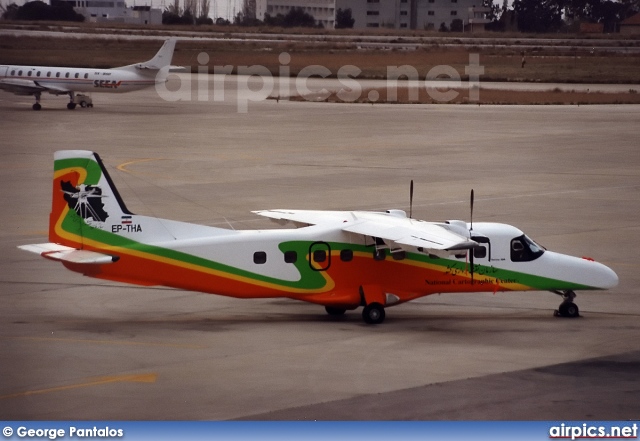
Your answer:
(18, 243), (118, 265)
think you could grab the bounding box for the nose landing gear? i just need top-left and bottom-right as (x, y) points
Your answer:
(553, 290), (580, 318)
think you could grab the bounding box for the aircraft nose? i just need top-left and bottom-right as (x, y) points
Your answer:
(591, 260), (619, 289)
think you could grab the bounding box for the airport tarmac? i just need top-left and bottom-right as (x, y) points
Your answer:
(0, 77), (639, 420)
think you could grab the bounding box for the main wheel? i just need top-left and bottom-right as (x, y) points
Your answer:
(558, 301), (580, 318)
(32, 103), (41, 111)
(362, 303), (385, 324)
(325, 306), (346, 316)
(67, 102), (76, 110)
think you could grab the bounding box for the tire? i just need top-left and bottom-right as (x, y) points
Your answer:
(558, 301), (579, 318)
(362, 303), (385, 324)
(67, 102), (76, 110)
(325, 306), (346, 316)
(32, 103), (41, 111)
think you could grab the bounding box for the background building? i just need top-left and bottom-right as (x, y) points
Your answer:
(256, 0), (335, 28)
(51, 0), (162, 24)
(255, 0), (488, 30)
(336, 0), (489, 30)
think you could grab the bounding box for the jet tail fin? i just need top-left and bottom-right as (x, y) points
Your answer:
(131, 38), (177, 71)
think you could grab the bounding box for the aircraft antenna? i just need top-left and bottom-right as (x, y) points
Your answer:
(409, 179), (414, 219)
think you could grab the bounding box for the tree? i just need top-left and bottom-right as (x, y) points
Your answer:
(263, 7), (316, 27)
(282, 7), (315, 27)
(335, 8), (354, 29)
(9, 0), (84, 21)
(513, 0), (564, 32)
(450, 18), (463, 31)
(1, 2), (20, 19)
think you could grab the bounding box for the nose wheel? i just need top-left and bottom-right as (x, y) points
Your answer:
(552, 290), (580, 318)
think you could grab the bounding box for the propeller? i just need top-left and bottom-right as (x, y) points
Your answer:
(470, 188), (474, 231)
(409, 180), (414, 219)
(469, 189), (475, 284)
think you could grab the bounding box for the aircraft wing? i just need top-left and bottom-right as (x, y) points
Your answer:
(0, 78), (69, 95)
(342, 219), (477, 253)
(253, 209), (355, 226)
(18, 243), (118, 265)
(254, 209), (476, 255)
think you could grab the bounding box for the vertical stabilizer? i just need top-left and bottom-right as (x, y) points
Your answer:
(131, 38), (177, 71)
(49, 150), (132, 248)
(49, 150), (229, 251)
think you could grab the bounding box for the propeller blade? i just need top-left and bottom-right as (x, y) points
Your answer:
(470, 189), (475, 284)
(409, 180), (414, 219)
(470, 189), (474, 231)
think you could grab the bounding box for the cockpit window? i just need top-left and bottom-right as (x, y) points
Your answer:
(510, 235), (545, 262)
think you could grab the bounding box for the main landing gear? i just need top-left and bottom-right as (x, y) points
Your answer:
(32, 92), (41, 111)
(324, 303), (387, 324)
(67, 91), (76, 110)
(553, 290), (580, 318)
(362, 303), (385, 324)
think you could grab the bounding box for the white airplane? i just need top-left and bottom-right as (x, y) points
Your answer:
(19, 151), (619, 324)
(0, 38), (176, 110)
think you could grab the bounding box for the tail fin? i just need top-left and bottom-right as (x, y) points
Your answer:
(130, 38), (177, 71)
(49, 150), (229, 250)
(50, 150), (134, 248)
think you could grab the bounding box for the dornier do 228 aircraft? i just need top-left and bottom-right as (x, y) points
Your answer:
(0, 38), (177, 110)
(19, 151), (619, 324)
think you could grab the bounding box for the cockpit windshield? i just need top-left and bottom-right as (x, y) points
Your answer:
(510, 234), (545, 262)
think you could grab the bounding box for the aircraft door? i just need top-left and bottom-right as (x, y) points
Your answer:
(471, 236), (491, 261)
(309, 242), (331, 271)
(0, 66), (7, 78)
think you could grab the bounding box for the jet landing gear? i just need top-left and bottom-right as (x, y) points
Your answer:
(553, 290), (580, 318)
(67, 92), (77, 110)
(32, 92), (41, 111)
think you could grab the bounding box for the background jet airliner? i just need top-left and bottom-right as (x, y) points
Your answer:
(19, 151), (619, 324)
(0, 38), (176, 110)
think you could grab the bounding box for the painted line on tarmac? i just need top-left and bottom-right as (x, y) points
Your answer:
(0, 373), (158, 400)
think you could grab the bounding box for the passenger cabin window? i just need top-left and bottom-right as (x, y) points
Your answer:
(340, 249), (353, 262)
(392, 251), (406, 260)
(37, 71), (41, 77)
(11, 70), (15, 76)
(18, 70), (22, 76)
(510, 235), (545, 262)
(253, 251), (267, 264)
(474, 246), (487, 259)
(84, 73), (89, 79)
(56, 72), (61, 78)
(313, 250), (327, 263)
(27, 71), (32, 76)
(75, 73), (79, 79)
(47, 72), (51, 77)
(284, 251), (297, 264)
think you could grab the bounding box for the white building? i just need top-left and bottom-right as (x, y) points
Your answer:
(256, 0), (488, 30)
(256, 0), (336, 28)
(51, 0), (162, 24)
(337, 0), (490, 31)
